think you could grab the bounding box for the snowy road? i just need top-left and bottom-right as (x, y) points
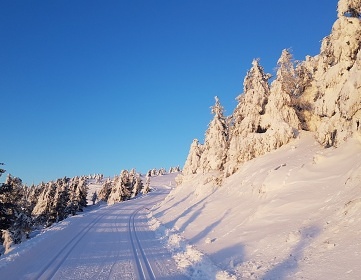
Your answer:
(0, 184), (187, 279)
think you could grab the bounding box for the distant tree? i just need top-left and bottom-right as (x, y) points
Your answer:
(0, 163), (5, 176)
(32, 181), (57, 226)
(98, 178), (112, 201)
(131, 174), (143, 198)
(142, 175), (151, 194)
(107, 171), (132, 205)
(91, 191), (98, 205)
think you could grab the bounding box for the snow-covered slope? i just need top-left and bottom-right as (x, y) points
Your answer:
(152, 132), (361, 279)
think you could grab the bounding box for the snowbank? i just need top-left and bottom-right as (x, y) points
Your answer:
(152, 132), (361, 279)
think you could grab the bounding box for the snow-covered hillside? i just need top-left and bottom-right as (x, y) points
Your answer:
(1, 0), (360, 279)
(152, 132), (361, 279)
(157, 1), (361, 278)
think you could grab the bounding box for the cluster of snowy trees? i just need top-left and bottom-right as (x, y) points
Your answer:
(146, 166), (181, 177)
(0, 167), (88, 255)
(88, 174), (104, 183)
(183, 0), (361, 177)
(98, 169), (148, 205)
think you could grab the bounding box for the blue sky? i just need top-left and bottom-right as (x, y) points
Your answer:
(1, 0), (338, 185)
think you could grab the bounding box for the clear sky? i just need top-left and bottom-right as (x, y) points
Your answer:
(1, 0), (338, 185)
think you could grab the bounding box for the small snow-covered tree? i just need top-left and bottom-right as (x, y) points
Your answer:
(1, 230), (13, 254)
(182, 139), (203, 175)
(131, 174), (143, 198)
(142, 175), (151, 194)
(98, 178), (112, 201)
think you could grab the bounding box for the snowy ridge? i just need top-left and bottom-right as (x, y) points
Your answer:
(183, 0), (361, 177)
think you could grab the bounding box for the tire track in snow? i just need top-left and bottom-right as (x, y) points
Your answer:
(129, 206), (156, 280)
(35, 212), (106, 280)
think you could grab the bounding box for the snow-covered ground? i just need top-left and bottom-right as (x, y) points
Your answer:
(0, 175), (188, 279)
(1, 133), (360, 279)
(152, 132), (361, 279)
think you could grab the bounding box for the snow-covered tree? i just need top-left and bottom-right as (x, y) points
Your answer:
(105, 170), (143, 205)
(0, 175), (32, 254)
(98, 178), (112, 201)
(307, 0), (361, 146)
(182, 139), (203, 175)
(107, 174), (130, 205)
(131, 174), (143, 198)
(338, 0), (361, 17)
(232, 59), (271, 135)
(169, 166), (181, 173)
(199, 96), (229, 172)
(225, 59), (272, 175)
(142, 175), (151, 194)
(263, 49), (301, 131)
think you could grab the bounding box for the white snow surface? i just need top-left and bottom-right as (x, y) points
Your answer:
(0, 175), (188, 279)
(1, 133), (361, 279)
(153, 132), (361, 279)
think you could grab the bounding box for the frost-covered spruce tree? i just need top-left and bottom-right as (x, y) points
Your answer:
(306, 0), (361, 146)
(226, 59), (271, 175)
(262, 49), (301, 131)
(67, 176), (87, 215)
(142, 175), (151, 194)
(199, 96), (229, 172)
(49, 178), (70, 224)
(338, 0), (361, 17)
(98, 178), (112, 201)
(107, 171), (132, 205)
(182, 139), (203, 175)
(235, 59), (271, 134)
(131, 174), (143, 198)
(0, 175), (32, 254)
(32, 181), (57, 226)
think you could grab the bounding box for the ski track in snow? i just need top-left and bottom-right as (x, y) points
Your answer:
(0, 177), (188, 280)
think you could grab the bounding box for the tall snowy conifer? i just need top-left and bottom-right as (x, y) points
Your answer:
(226, 59), (271, 175)
(233, 59), (271, 136)
(199, 96), (228, 172)
(309, 0), (361, 146)
(262, 49), (301, 131)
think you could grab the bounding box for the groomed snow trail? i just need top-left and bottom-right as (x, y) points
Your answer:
(0, 182), (187, 280)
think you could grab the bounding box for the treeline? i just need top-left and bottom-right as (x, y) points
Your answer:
(146, 166), (181, 177)
(98, 169), (148, 205)
(0, 166), (87, 255)
(0, 166), (181, 254)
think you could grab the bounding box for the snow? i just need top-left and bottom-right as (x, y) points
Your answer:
(4, 132), (358, 279)
(153, 132), (361, 279)
(0, 175), (188, 279)
(1, 1), (360, 279)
